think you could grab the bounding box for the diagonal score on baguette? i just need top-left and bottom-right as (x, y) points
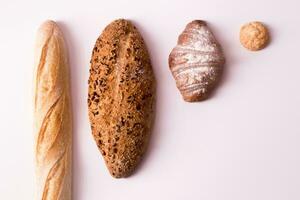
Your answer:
(33, 20), (72, 200)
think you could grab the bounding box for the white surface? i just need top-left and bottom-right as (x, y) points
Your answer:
(1, 0), (300, 199)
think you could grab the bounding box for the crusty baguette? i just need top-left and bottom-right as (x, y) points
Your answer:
(88, 19), (156, 178)
(33, 20), (72, 200)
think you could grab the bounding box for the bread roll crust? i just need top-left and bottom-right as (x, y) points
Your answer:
(34, 20), (72, 200)
(240, 21), (269, 51)
(88, 19), (155, 178)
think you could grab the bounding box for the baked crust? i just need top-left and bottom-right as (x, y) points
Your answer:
(169, 20), (225, 102)
(88, 19), (155, 178)
(33, 20), (72, 200)
(240, 21), (269, 51)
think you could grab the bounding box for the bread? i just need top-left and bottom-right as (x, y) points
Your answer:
(240, 21), (269, 51)
(169, 20), (225, 102)
(33, 20), (72, 200)
(88, 19), (155, 178)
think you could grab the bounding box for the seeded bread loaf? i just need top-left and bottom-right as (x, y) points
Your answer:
(88, 19), (155, 178)
(33, 20), (72, 199)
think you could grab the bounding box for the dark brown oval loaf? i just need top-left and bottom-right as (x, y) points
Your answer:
(88, 19), (155, 178)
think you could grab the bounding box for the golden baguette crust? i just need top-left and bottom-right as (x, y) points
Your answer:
(33, 20), (72, 200)
(88, 19), (155, 178)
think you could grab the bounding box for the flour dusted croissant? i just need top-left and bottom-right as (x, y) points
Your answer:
(169, 20), (225, 102)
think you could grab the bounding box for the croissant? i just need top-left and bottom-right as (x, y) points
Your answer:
(169, 20), (225, 102)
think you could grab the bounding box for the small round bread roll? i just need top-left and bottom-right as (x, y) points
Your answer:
(240, 21), (269, 51)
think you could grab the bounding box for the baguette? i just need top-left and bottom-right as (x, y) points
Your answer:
(33, 20), (72, 200)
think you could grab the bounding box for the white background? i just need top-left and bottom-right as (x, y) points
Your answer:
(1, 0), (300, 199)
